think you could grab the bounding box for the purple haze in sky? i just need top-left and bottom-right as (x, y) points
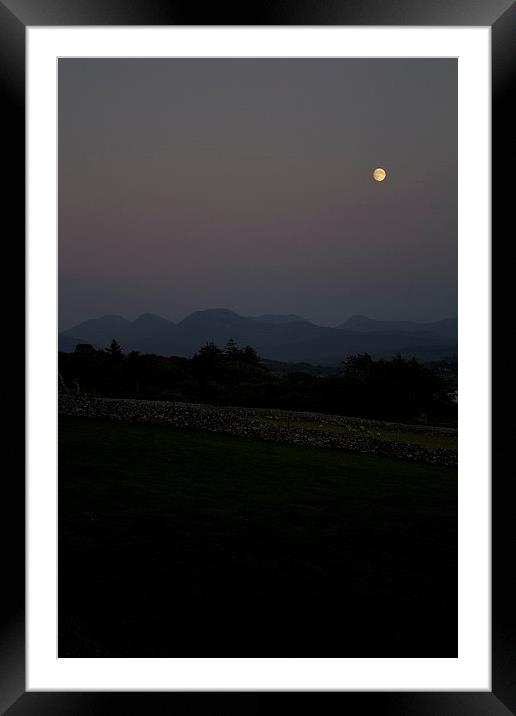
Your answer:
(59, 58), (457, 330)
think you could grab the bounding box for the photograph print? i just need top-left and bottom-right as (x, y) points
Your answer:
(57, 58), (458, 657)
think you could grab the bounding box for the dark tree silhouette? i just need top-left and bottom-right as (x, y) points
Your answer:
(105, 339), (123, 357)
(341, 353), (374, 379)
(74, 343), (97, 355)
(58, 344), (457, 423)
(195, 342), (223, 360)
(224, 338), (239, 358)
(241, 345), (260, 365)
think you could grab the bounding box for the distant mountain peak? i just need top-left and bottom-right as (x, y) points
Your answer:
(133, 312), (172, 324)
(97, 314), (129, 322)
(135, 312), (161, 320)
(186, 308), (239, 317)
(250, 313), (308, 325)
(62, 314), (130, 333)
(201, 308), (239, 316)
(178, 308), (245, 325)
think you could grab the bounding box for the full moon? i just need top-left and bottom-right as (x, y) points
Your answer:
(373, 167), (387, 182)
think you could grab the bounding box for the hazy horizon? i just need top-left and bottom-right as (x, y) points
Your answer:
(59, 58), (457, 331)
(62, 306), (458, 333)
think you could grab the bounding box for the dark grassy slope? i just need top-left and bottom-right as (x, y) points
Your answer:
(58, 416), (457, 657)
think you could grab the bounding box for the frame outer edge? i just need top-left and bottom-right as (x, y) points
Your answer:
(0, 1), (26, 714)
(4, 0), (513, 711)
(0, 0), (515, 27)
(492, 2), (516, 715)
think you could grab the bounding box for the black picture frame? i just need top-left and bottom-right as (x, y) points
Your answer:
(1, 1), (513, 712)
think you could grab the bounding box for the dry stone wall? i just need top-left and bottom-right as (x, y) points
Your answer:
(59, 395), (457, 467)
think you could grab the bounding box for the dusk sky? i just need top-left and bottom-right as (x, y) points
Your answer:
(58, 58), (457, 330)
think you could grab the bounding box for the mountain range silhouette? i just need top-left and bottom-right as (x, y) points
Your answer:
(59, 309), (457, 364)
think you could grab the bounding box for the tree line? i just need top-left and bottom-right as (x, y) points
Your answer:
(59, 339), (457, 424)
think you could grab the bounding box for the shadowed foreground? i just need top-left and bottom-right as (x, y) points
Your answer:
(58, 415), (457, 657)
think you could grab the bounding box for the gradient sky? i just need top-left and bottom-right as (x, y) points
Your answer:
(58, 58), (457, 330)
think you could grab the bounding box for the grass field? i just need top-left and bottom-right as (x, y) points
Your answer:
(59, 415), (457, 657)
(258, 414), (457, 449)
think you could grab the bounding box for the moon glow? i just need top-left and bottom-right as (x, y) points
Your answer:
(373, 167), (387, 182)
